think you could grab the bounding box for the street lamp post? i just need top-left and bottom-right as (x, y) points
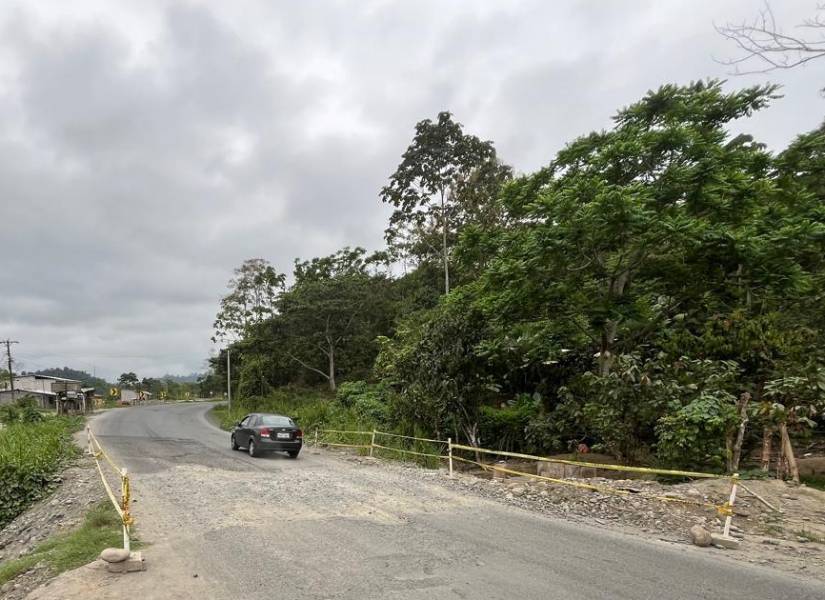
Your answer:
(226, 348), (231, 412)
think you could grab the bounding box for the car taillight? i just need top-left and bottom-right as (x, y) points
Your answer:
(296, 429), (303, 438)
(259, 427), (271, 436)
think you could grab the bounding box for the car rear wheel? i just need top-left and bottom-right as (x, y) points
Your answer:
(231, 435), (238, 451)
(248, 439), (258, 457)
(287, 450), (299, 459)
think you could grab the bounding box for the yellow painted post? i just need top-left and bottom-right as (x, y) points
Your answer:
(121, 468), (131, 553)
(370, 429), (376, 457)
(448, 437), (454, 478)
(722, 473), (739, 539)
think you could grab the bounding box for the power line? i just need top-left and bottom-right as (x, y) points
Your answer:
(15, 351), (207, 360)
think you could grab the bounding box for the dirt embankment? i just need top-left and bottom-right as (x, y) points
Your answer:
(0, 456), (104, 599)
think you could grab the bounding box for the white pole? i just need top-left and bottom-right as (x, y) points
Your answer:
(722, 474), (739, 538)
(370, 429), (376, 457)
(448, 437), (454, 478)
(122, 522), (130, 552)
(226, 348), (231, 413)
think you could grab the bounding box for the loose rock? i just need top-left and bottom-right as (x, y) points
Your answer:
(100, 548), (131, 563)
(690, 525), (712, 547)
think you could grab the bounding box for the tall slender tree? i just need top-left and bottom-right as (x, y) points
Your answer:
(381, 112), (510, 294)
(213, 258), (285, 342)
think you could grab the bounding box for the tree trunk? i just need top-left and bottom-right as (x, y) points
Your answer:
(598, 270), (628, 376)
(761, 425), (773, 472)
(729, 392), (750, 473)
(441, 188), (450, 295)
(779, 422), (800, 484)
(598, 321), (617, 376)
(463, 422), (481, 465)
(328, 342), (336, 392)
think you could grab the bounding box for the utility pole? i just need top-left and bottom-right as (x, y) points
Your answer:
(2, 339), (19, 392)
(226, 348), (231, 412)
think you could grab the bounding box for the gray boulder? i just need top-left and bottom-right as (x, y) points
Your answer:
(100, 547), (131, 563)
(689, 525), (712, 547)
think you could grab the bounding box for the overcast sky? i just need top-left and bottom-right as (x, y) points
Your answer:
(0, 1), (822, 381)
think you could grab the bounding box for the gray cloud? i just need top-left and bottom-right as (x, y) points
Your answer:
(0, 0), (822, 380)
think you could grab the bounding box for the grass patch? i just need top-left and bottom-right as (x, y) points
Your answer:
(801, 475), (825, 491)
(0, 417), (83, 528)
(0, 501), (124, 586)
(795, 526), (825, 544)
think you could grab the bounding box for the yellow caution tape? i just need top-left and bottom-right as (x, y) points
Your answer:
(87, 428), (135, 532)
(450, 443), (725, 480)
(451, 454), (722, 511)
(317, 441), (372, 449)
(309, 430), (731, 514)
(451, 454), (633, 496)
(371, 443), (445, 459)
(89, 431), (123, 474)
(91, 454), (124, 519)
(374, 431), (447, 445)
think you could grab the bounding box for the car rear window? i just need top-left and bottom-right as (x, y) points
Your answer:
(260, 415), (294, 427)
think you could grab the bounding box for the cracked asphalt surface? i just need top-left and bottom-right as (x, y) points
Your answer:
(32, 402), (825, 600)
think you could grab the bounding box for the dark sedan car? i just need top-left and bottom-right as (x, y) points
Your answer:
(231, 413), (303, 458)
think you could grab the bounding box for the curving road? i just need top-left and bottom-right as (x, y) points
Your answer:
(37, 402), (825, 600)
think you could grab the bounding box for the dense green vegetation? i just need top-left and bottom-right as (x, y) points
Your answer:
(210, 81), (825, 476)
(0, 412), (82, 528)
(0, 501), (123, 585)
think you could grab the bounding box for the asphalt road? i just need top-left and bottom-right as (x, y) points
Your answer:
(77, 402), (825, 600)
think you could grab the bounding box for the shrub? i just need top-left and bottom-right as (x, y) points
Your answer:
(478, 394), (541, 452)
(336, 381), (390, 424)
(0, 397), (45, 425)
(0, 417), (82, 528)
(0, 404), (19, 425)
(656, 392), (737, 471)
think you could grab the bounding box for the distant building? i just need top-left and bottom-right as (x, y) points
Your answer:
(120, 389), (152, 405)
(0, 374), (93, 413)
(0, 388), (57, 409)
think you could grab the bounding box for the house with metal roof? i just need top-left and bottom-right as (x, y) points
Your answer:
(0, 374), (91, 412)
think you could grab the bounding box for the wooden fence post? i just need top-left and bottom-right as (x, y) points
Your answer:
(370, 429), (376, 457)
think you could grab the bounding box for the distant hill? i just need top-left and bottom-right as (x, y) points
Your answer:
(29, 367), (110, 391)
(161, 372), (204, 384)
